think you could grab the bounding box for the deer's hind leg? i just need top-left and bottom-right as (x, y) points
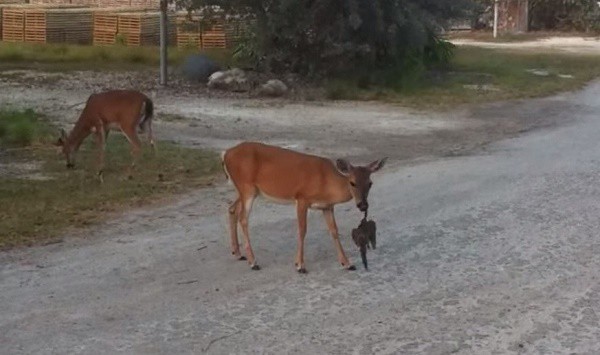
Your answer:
(120, 125), (142, 179)
(237, 185), (259, 270)
(228, 198), (245, 260)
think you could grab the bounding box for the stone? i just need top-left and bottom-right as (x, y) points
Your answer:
(258, 79), (288, 97)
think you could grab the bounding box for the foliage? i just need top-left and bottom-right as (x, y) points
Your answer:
(529, 0), (600, 32)
(471, 0), (600, 32)
(0, 109), (50, 147)
(181, 0), (474, 76)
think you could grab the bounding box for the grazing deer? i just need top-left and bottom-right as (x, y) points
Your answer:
(55, 90), (154, 181)
(221, 141), (386, 273)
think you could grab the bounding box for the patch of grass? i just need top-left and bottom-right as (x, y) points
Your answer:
(0, 42), (233, 71)
(0, 110), (221, 250)
(446, 30), (600, 43)
(0, 109), (53, 147)
(323, 46), (600, 108)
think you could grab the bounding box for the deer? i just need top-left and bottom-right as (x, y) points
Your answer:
(55, 89), (154, 182)
(221, 141), (387, 273)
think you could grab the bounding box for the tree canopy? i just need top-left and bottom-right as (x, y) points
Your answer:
(180, 0), (476, 76)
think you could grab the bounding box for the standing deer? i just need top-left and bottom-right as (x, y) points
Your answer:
(221, 141), (386, 273)
(55, 90), (154, 181)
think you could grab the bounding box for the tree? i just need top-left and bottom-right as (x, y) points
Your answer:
(180, 0), (475, 76)
(529, 0), (600, 32)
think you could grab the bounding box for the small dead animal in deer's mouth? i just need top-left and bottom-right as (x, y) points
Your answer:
(351, 215), (377, 270)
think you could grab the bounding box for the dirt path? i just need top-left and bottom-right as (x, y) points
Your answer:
(0, 69), (578, 164)
(1, 77), (600, 353)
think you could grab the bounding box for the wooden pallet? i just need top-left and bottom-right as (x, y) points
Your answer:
(92, 11), (117, 44)
(201, 30), (226, 49)
(1, 8), (24, 42)
(116, 11), (175, 46)
(20, 8), (94, 44)
(176, 32), (200, 49)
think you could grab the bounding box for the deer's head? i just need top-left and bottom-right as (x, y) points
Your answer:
(55, 129), (75, 168)
(336, 158), (387, 212)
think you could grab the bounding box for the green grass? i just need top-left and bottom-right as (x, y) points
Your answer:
(0, 109), (221, 250)
(0, 109), (53, 146)
(324, 46), (600, 108)
(0, 42), (233, 71)
(446, 30), (600, 43)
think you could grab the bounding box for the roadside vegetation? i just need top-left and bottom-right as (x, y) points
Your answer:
(0, 42), (232, 71)
(323, 46), (600, 107)
(0, 109), (220, 250)
(446, 30), (600, 43)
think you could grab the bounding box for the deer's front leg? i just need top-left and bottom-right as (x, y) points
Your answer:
(323, 208), (355, 271)
(94, 128), (106, 183)
(295, 200), (309, 273)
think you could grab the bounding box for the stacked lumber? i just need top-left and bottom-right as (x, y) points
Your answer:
(92, 10), (117, 44)
(175, 15), (250, 50)
(128, 0), (159, 8)
(116, 11), (158, 46)
(1, 7), (24, 41)
(93, 10), (174, 46)
(23, 7), (95, 44)
(175, 13), (200, 49)
(1, 4), (88, 42)
(28, 0), (159, 6)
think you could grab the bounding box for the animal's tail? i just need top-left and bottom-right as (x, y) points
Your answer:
(360, 245), (368, 270)
(221, 150), (232, 183)
(138, 97), (154, 133)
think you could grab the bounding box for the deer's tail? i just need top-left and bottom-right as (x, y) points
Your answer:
(221, 150), (233, 184)
(138, 97), (154, 133)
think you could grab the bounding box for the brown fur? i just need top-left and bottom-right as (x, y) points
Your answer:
(222, 141), (386, 272)
(55, 90), (154, 180)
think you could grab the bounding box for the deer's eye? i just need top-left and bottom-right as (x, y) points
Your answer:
(350, 181), (356, 187)
(368, 182), (373, 188)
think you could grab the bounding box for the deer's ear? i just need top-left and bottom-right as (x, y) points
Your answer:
(368, 157), (387, 173)
(336, 159), (352, 175)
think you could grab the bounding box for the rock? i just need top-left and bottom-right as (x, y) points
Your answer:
(525, 68), (550, 76)
(181, 54), (221, 83)
(207, 68), (252, 92)
(258, 79), (288, 97)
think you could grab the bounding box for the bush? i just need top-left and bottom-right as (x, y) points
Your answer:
(529, 0), (600, 32)
(184, 0), (474, 77)
(0, 109), (45, 147)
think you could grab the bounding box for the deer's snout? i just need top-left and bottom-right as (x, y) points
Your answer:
(357, 201), (369, 212)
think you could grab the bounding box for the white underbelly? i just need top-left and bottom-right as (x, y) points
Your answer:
(259, 191), (294, 205)
(258, 191), (330, 210)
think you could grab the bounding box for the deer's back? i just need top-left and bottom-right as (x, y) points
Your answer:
(82, 90), (148, 126)
(223, 142), (346, 202)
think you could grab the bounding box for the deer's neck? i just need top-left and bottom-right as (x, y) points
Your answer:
(66, 119), (91, 152)
(333, 172), (353, 204)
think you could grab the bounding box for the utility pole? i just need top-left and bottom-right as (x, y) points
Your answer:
(493, 0), (499, 38)
(159, 0), (168, 86)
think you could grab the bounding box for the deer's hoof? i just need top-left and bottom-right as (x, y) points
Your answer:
(297, 267), (307, 274)
(238, 256), (247, 261)
(251, 264), (261, 271)
(347, 265), (356, 271)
